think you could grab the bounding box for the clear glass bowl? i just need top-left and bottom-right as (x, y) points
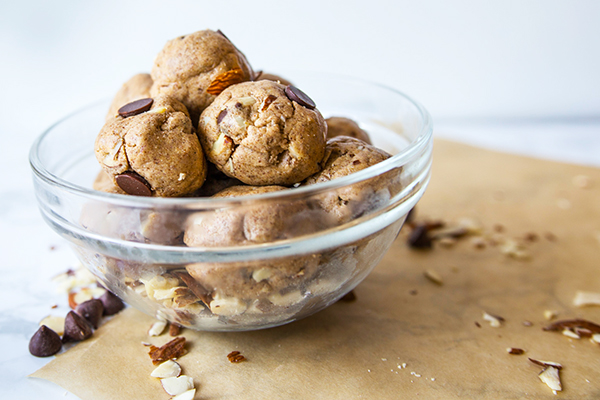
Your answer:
(29, 73), (433, 331)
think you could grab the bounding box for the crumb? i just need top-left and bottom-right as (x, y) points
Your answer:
(556, 198), (572, 210)
(544, 232), (557, 241)
(227, 350), (246, 363)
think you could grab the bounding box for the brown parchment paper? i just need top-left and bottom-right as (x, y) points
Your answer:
(31, 139), (600, 399)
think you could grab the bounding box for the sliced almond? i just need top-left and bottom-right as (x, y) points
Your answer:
(562, 329), (580, 339)
(424, 269), (443, 285)
(39, 315), (66, 336)
(573, 291), (600, 307)
(252, 268), (272, 283)
(171, 389), (196, 400)
(539, 366), (562, 392)
(103, 139), (124, 167)
(268, 290), (304, 307)
(543, 310), (558, 321)
(210, 294), (247, 316)
(151, 360), (181, 378)
(528, 358), (563, 370)
(211, 133), (234, 156)
(149, 320), (168, 336)
(483, 311), (504, 328)
(591, 333), (600, 344)
(206, 68), (246, 96)
(148, 106), (167, 114)
(161, 375), (194, 396)
(237, 96), (256, 106)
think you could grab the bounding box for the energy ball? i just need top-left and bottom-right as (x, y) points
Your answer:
(254, 71), (293, 86)
(184, 185), (321, 301)
(150, 29), (254, 122)
(326, 116), (372, 144)
(95, 94), (206, 197)
(105, 73), (153, 121)
(199, 80), (327, 186)
(303, 136), (396, 224)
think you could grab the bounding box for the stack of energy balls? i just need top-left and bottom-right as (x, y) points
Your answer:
(91, 29), (397, 321)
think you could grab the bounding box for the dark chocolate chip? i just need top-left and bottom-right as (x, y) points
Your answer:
(217, 109), (228, 124)
(407, 224), (433, 249)
(99, 290), (125, 316)
(284, 85), (316, 110)
(216, 29), (230, 41)
(115, 171), (152, 196)
(118, 98), (154, 118)
(63, 311), (93, 342)
(75, 299), (104, 329)
(29, 325), (62, 357)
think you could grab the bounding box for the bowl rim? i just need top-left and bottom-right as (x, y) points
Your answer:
(29, 73), (433, 207)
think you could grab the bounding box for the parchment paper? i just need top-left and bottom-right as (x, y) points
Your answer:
(31, 139), (600, 399)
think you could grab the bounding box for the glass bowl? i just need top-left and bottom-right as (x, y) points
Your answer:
(29, 72), (433, 331)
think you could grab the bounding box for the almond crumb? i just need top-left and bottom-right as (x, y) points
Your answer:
(573, 291), (600, 307)
(543, 310), (558, 321)
(424, 269), (443, 285)
(483, 311), (504, 328)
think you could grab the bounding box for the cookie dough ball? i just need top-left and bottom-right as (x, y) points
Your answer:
(95, 94), (206, 197)
(326, 116), (372, 144)
(303, 136), (396, 224)
(106, 73), (153, 121)
(87, 172), (185, 244)
(255, 71), (292, 86)
(184, 185), (317, 246)
(184, 185), (321, 300)
(151, 30), (254, 123)
(199, 80), (327, 186)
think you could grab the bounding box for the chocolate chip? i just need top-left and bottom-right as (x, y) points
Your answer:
(115, 171), (152, 196)
(407, 224), (433, 249)
(216, 29), (230, 41)
(99, 290), (125, 316)
(29, 325), (62, 357)
(217, 109), (228, 124)
(75, 299), (104, 329)
(62, 311), (93, 342)
(284, 85), (316, 110)
(118, 98), (154, 118)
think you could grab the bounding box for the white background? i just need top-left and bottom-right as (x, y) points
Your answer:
(1, 1), (599, 398)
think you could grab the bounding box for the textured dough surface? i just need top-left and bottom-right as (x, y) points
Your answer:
(95, 94), (206, 197)
(199, 80), (327, 186)
(150, 30), (254, 123)
(303, 136), (395, 224)
(326, 116), (372, 144)
(105, 73), (153, 121)
(184, 185), (322, 299)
